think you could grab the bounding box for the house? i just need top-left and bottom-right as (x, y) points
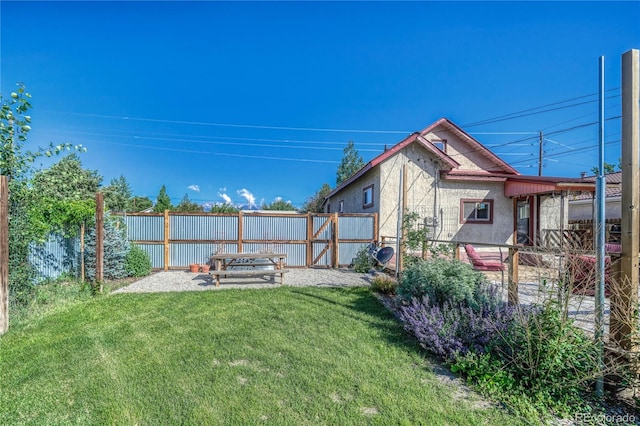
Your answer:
(569, 170), (640, 243)
(570, 171), (623, 222)
(324, 118), (595, 247)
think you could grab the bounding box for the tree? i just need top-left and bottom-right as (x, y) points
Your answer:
(129, 196), (153, 212)
(0, 84), (86, 306)
(209, 204), (239, 213)
(300, 183), (332, 213)
(336, 141), (365, 185)
(590, 162), (618, 176)
(31, 153), (102, 201)
(103, 175), (132, 212)
(174, 193), (203, 212)
(153, 185), (172, 212)
(262, 198), (296, 211)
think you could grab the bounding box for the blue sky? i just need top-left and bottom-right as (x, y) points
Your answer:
(1, 1), (638, 209)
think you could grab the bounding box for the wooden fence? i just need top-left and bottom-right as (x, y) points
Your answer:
(115, 211), (378, 270)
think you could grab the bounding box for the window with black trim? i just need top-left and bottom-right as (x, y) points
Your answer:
(338, 200), (344, 213)
(460, 199), (493, 223)
(326, 203), (331, 213)
(363, 185), (374, 209)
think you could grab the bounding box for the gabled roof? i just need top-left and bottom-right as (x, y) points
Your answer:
(420, 118), (520, 175)
(325, 117), (517, 199)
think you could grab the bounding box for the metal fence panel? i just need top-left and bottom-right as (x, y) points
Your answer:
(29, 234), (80, 282)
(312, 216), (333, 240)
(136, 243), (165, 269)
(124, 215), (164, 241)
(312, 242), (332, 267)
(171, 215), (238, 241)
(338, 216), (374, 240)
(171, 243), (238, 267)
(243, 215), (307, 241)
(338, 242), (370, 266)
(241, 243), (306, 267)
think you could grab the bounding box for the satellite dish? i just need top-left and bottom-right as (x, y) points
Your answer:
(367, 243), (394, 267)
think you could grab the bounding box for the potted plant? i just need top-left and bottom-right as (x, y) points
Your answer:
(201, 264), (210, 273)
(189, 263), (199, 273)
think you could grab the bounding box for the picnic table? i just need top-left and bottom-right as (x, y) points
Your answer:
(209, 253), (289, 287)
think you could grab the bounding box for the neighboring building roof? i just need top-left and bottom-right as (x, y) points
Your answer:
(325, 117), (518, 200)
(504, 175), (595, 197)
(580, 171), (623, 184)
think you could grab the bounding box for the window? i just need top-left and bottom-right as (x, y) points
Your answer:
(460, 199), (493, 224)
(431, 139), (447, 153)
(326, 203), (331, 213)
(338, 200), (344, 213)
(363, 185), (374, 209)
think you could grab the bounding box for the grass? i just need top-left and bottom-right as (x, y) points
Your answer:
(0, 286), (524, 425)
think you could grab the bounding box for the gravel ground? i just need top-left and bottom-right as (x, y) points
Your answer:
(112, 268), (374, 294)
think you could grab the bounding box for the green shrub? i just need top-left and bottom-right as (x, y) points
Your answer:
(397, 259), (489, 309)
(370, 274), (397, 294)
(125, 244), (152, 277)
(353, 245), (375, 273)
(84, 214), (129, 282)
(452, 302), (600, 420)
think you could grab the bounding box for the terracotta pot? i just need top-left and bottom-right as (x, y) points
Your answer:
(189, 263), (199, 273)
(201, 264), (210, 273)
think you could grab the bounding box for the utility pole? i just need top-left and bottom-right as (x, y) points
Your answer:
(611, 49), (639, 353)
(538, 131), (544, 176)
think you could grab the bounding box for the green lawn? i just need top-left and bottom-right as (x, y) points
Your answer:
(0, 286), (523, 425)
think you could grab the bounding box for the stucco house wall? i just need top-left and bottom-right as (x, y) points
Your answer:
(326, 122), (516, 245)
(569, 198), (621, 221)
(539, 194), (569, 230)
(326, 167), (380, 215)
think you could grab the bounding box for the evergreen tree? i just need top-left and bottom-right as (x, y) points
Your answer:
(300, 183), (332, 213)
(174, 193), (204, 212)
(103, 175), (132, 212)
(153, 185), (172, 212)
(336, 141), (365, 185)
(262, 198), (296, 211)
(129, 196), (153, 212)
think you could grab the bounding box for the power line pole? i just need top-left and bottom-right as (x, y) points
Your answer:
(538, 130), (543, 176)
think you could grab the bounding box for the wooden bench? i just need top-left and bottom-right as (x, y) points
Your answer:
(209, 253), (289, 287)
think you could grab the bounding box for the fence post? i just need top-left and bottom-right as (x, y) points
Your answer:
(238, 211), (243, 253)
(373, 213), (379, 243)
(0, 176), (9, 335)
(508, 247), (519, 305)
(163, 210), (169, 271)
(95, 192), (104, 291)
(80, 222), (85, 282)
(306, 213), (312, 267)
(332, 213), (339, 267)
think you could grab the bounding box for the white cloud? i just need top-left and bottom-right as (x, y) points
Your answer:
(237, 188), (257, 208)
(218, 192), (232, 205)
(188, 185), (200, 192)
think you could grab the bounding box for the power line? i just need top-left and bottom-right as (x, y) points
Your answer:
(56, 131), (384, 152)
(48, 111), (411, 134)
(461, 88), (620, 128)
(59, 129), (390, 147)
(79, 139), (341, 164)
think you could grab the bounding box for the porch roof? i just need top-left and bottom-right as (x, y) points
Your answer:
(504, 175), (595, 197)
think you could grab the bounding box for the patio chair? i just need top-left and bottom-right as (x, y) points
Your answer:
(464, 244), (505, 286)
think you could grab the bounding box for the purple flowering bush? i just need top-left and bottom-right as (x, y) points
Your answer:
(397, 293), (516, 362)
(394, 258), (602, 420)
